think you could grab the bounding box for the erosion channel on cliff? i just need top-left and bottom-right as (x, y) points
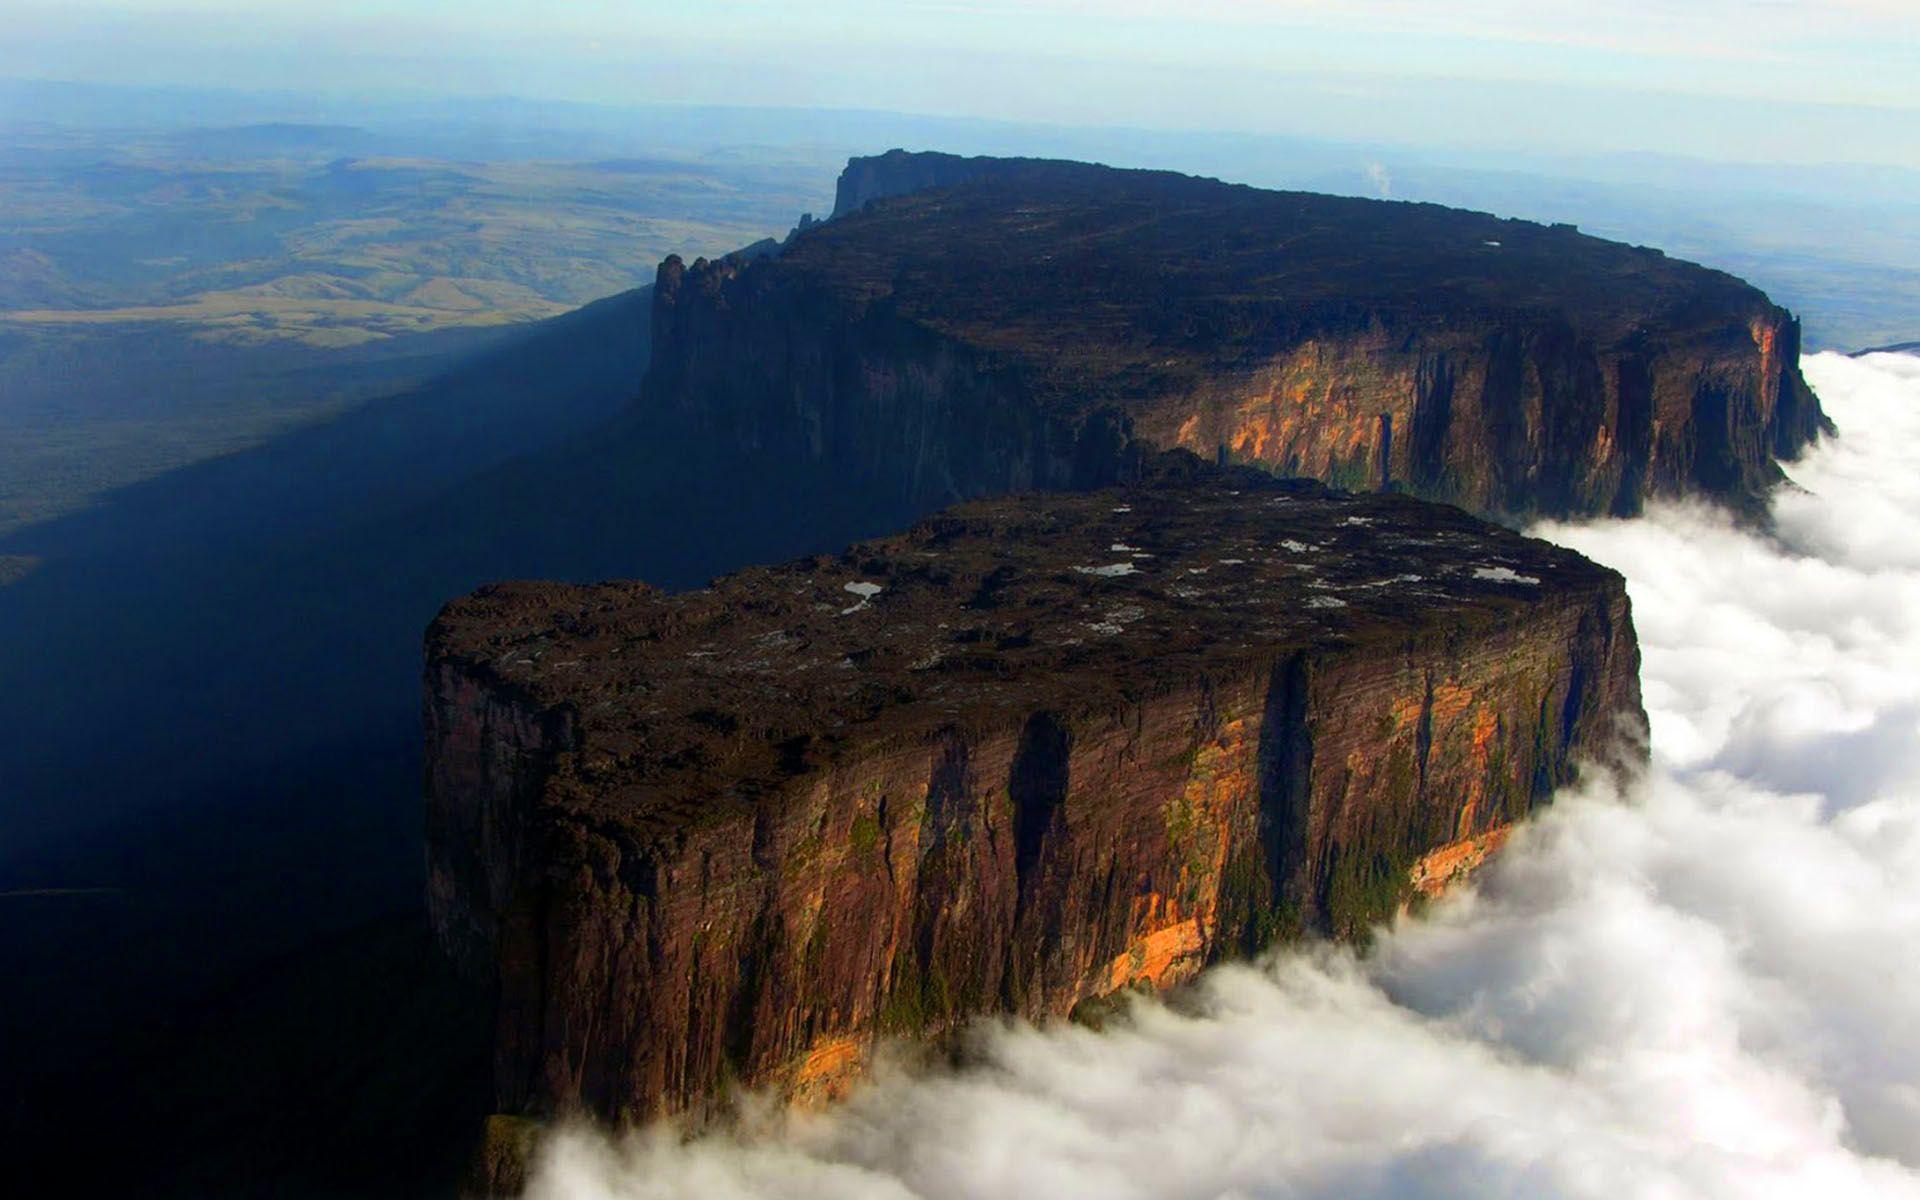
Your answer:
(427, 457), (1644, 1132)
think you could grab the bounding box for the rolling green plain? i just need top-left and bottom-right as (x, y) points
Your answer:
(0, 121), (831, 534)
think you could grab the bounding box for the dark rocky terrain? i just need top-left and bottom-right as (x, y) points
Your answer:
(655, 150), (1829, 521)
(427, 456), (1643, 1124)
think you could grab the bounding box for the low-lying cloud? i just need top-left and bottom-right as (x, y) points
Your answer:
(534, 352), (1920, 1200)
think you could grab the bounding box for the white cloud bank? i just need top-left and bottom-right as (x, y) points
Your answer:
(533, 352), (1920, 1200)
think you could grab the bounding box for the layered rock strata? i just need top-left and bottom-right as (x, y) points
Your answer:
(651, 150), (1828, 521)
(426, 459), (1644, 1121)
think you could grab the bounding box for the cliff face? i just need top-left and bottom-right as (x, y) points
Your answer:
(426, 460), (1643, 1122)
(653, 151), (1828, 522)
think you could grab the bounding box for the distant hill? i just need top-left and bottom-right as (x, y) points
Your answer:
(0, 120), (826, 531)
(166, 122), (385, 157)
(0, 122), (828, 347)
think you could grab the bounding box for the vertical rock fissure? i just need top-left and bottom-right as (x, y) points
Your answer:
(1691, 380), (1741, 494)
(1410, 354), (1455, 496)
(1252, 655), (1312, 948)
(1613, 352), (1655, 517)
(1010, 712), (1072, 897)
(1006, 711), (1072, 1006)
(1415, 671), (1437, 790)
(1480, 331), (1530, 514)
(1375, 412), (1394, 490)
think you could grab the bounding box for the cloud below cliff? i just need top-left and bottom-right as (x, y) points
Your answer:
(532, 351), (1920, 1200)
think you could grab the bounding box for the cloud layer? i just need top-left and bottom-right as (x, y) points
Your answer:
(533, 352), (1920, 1200)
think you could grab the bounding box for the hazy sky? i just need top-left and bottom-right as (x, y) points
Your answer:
(9, 1), (1920, 164)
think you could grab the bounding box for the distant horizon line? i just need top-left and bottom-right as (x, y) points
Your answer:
(5, 74), (1918, 180)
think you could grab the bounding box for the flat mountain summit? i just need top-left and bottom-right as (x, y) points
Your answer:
(652, 150), (1828, 520)
(426, 457), (1642, 1123)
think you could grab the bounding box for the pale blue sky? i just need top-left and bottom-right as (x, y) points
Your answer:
(8, 0), (1920, 165)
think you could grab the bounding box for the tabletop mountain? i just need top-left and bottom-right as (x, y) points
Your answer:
(426, 457), (1643, 1123)
(652, 150), (1828, 521)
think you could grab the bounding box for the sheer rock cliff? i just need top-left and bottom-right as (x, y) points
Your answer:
(426, 459), (1644, 1121)
(654, 150), (1828, 522)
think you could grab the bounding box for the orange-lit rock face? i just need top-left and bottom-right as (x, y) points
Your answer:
(787, 1035), (868, 1107)
(1112, 307), (1819, 523)
(651, 153), (1829, 524)
(426, 465), (1644, 1124)
(1408, 825), (1515, 901)
(1104, 919), (1207, 994)
(1165, 336), (1409, 493)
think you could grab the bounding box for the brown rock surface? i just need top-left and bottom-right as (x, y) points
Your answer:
(425, 458), (1643, 1121)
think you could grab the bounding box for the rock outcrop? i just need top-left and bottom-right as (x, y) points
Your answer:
(653, 150), (1829, 522)
(426, 458), (1643, 1122)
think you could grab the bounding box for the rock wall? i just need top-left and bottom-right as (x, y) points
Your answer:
(649, 152), (1828, 523)
(423, 666), (579, 980)
(647, 254), (1138, 506)
(425, 470), (1643, 1122)
(1144, 312), (1824, 520)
